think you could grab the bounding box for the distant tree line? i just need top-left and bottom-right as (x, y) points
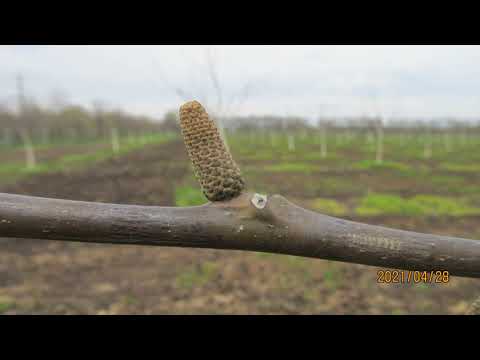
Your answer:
(221, 114), (480, 164)
(221, 114), (480, 133)
(0, 101), (178, 147)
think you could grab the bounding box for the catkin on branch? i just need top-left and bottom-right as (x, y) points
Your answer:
(179, 101), (245, 201)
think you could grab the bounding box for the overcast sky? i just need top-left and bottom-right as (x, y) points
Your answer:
(1, 45), (480, 121)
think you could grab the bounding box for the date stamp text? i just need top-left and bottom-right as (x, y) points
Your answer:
(377, 270), (450, 284)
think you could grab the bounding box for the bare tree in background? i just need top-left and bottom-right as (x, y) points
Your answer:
(16, 74), (37, 170)
(363, 114), (375, 145)
(318, 117), (328, 158)
(0, 103), (13, 146)
(2, 127), (13, 146)
(423, 120), (433, 160)
(49, 89), (70, 112)
(109, 124), (120, 155)
(46, 89), (71, 144)
(374, 116), (384, 165)
(283, 107), (296, 152)
(444, 119), (455, 153)
(92, 100), (106, 139)
(151, 46), (254, 144)
(287, 132), (296, 152)
(317, 103), (335, 159)
(368, 85), (385, 165)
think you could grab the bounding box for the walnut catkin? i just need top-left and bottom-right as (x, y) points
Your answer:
(179, 101), (245, 201)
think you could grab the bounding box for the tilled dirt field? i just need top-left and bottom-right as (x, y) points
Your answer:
(1, 140), (480, 314)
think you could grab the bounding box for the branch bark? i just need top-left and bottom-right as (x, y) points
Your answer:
(1, 191), (480, 278)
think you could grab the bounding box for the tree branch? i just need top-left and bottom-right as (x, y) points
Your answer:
(1, 191), (480, 278)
